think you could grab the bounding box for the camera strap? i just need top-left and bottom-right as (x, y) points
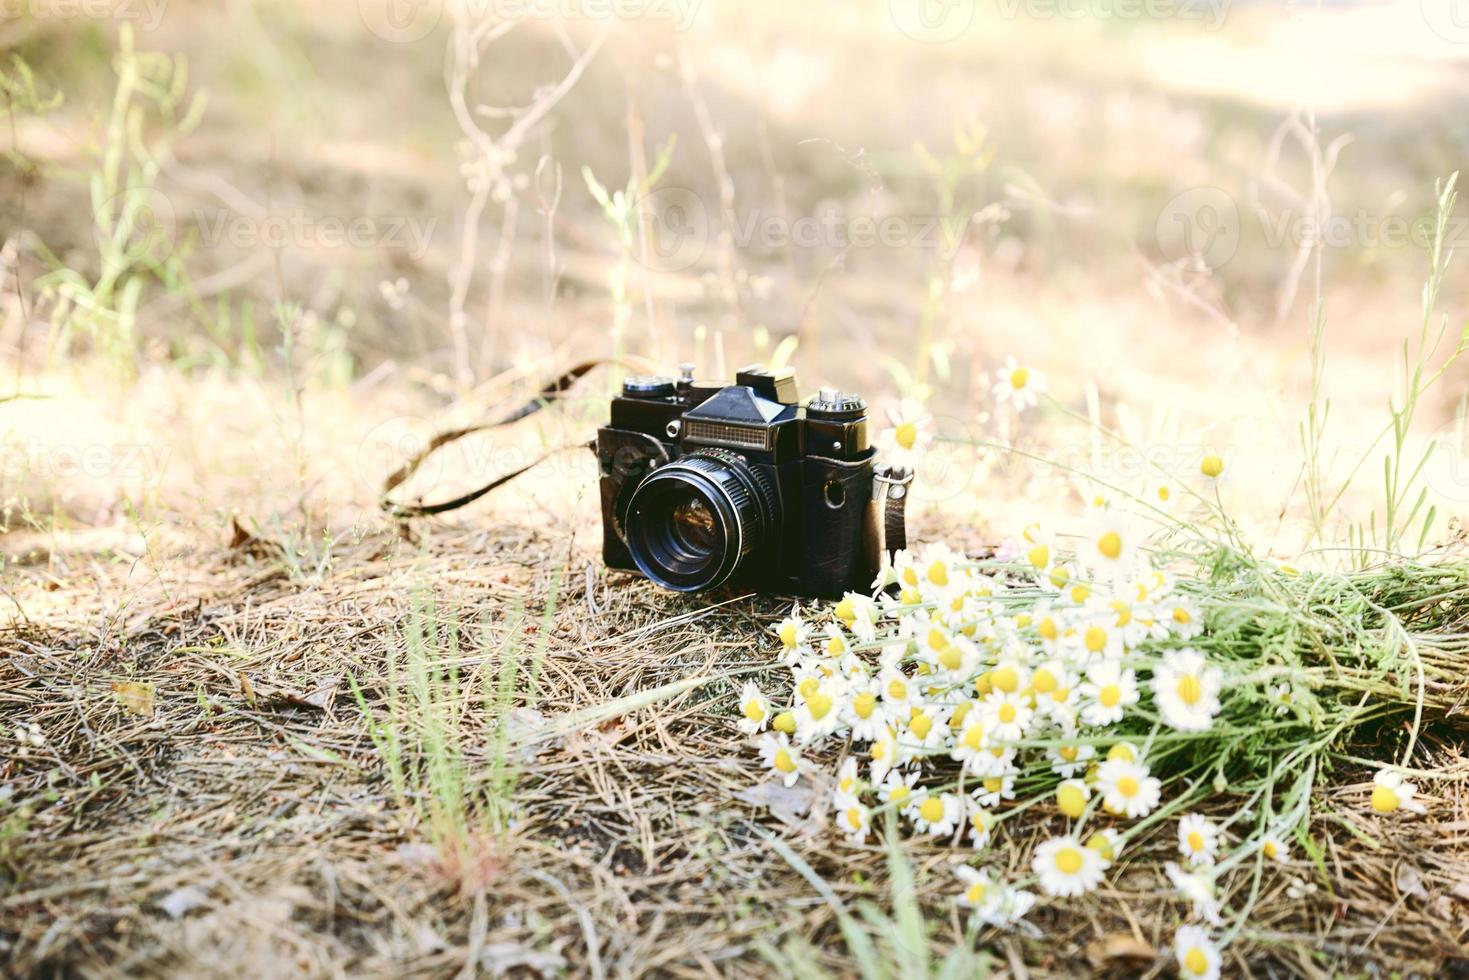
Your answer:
(379, 358), (646, 519)
(873, 465), (914, 557)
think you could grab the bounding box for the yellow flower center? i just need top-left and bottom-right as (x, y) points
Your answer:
(1037, 617), (1059, 641)
(1049, 565), (1070, 587)
(1059, 744), (1079, 762)
(1027, 543), (1050, 569)
(798, 677), (820, 699)
(743, 700), (766, 722)
(1010, 366), (1029, 389)
(1086, 831), (1115, 861)
(834, 598), (856, 625)
(888, 679), (908, 701)
(846, 807), (863, 830)
(1032, 668), (1057, 694)
(1051, 686), (1070, 703)
(1116, 775), (1140, 798)
(1099, 684), (1121, 708)
(1157, 485), (1171, 502)
(778, 623), (798, 648)
(1057, 783), (1086, 818)
(1176, 675), (1203, 706)
(964, 882), (986, 904)
(997, 702), (1017, 724)
(895, 422), (918, 451)
(888, 786), (910, 804)
(852, 692), (877, 719)
(1015, 612), (1032, 628)
(939, 647), (962, 670)
(1187, 830), (1205, 852)
(826, 635), (846, 656)
(950, 702), (971, 728)
(962, 725), (984, 750)
(1097, 531), (1123, 560)
(992, 665), (1019, 693)
(774, 749), (797, 773)
(927, 561), (948, 586)
(1110, 600), (1132, 627)
(1070, 584), (1091, 604)
(1371, 784), (1400, 813)
(1262, 839), (1279, 859)
(807, 693), (833, 720)
(1107, 743), (1135, 763)
(927, 628), (949, 651)
(902, 566), (919, 586)
(900, 587), (922, 606)
(1085, 626), (1108, 653)
(1173, 607), (1193, 625)
(1200, 454), (1225, 478)
(909, 712), (933, 739)
(919, 797), (945, 822)
(1054, 847), (1084, 875)
(773, 711), (796, 734)
(1184, 948), (1209, 976)
(983, 777), (1003, 793)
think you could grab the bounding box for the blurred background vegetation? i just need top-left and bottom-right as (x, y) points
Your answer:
(1, 0), (1466, 550)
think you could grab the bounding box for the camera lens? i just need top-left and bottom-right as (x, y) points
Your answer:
(624, 450), (778, 592)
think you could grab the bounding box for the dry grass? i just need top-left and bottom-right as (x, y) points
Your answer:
(4, 498), (1469, 976)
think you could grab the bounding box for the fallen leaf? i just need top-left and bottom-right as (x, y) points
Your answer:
(735, 778), (817, 826)
(112, 681), (156, 718)
(1085, 933), (1156, 966)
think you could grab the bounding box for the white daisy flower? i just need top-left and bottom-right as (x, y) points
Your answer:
(1177, 814), (1220, 867)
(868, 724), (902, 785)
(1162, 600), (1205, 639)
(954, 866), (1036, 929)
(1056, 778), (1090, 819)
(835, 799), (871, 842)
(1174, 925), (1222, 980)
(1046, 741), (1095, 779)
(1166, 861), (1223, 926)
(877, 666), (918, 722)
(737, 681), (771, 734)
(773, 609), (809, 657)
(973, 772), (1017, 808)
(833, 757), (864, 806)
(1261, 833), (1290, 863)
(842, 677), (887, 742)
(966, 805), (997, 848)
(911, 790), (963, 837)
(1370, 769), (1425, 815)
(833, 592), (882, 643)
(1096, 757), (1161, 818)
(1080, 510), (1141, 584)
(1079, 662), (1139, 727)
(1085, 828), (1123, 866)
(1032, 834), (1106, 897)
(992, 355), (1047, 412)
(877, 769), (921, 811)
(758, 732), (803, 787)
(1152, 648), (1223, 732)
(876, 398), (933, 471)
(978, 689), (1033, 743)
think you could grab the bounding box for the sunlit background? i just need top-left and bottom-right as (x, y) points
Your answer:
(2, 0), (1467, 562)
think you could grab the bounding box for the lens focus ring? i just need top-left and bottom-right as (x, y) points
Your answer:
(624, 449), (779, 592)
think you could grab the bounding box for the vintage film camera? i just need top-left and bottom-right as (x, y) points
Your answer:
(595, 365), (912, 598)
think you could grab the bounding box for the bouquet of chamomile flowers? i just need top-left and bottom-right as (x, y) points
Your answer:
(733, 514), (1446, 980)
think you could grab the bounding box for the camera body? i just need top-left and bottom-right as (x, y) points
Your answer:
(596, 365), (902, 598)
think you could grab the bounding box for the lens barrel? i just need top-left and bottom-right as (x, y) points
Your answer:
(624, 449), (777, 592)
